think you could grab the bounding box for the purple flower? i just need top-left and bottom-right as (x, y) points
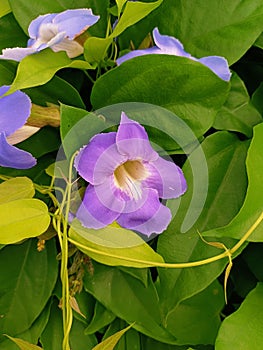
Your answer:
(0, 86), (36, 169)
(117, 28), (231, 81)
(74, 112), (187, 237)
(0, 9), (100, 62)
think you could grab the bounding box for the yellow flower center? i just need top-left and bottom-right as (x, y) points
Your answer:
(113, 160), (148, 200)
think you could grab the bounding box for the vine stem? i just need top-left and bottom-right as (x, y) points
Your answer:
(68, 210), (263, 269)
(59, 151), (78, 350)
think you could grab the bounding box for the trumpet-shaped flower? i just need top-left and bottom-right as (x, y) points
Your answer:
(0, 86), (36, 169)
(74, 113), (187, 236)
(117, 28), (231, 81)
(0, 9), (100, 62)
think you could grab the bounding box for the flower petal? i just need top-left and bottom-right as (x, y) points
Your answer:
(28, 13), (56, 39)
(117, 188), (172, 236)
(0, 87), (32, 136)
(54, 9), (100, 39)
(116, 47), (160, 65)
(6, 125), (40, 145)
(143, 157), (187, 199)
(116, 112), (158, 161)
(76, 184), (122, 229)
(0, 132), (36, 169)
(51, 38), (84, 58)
(198, 56), (231, 81)
(0, 47), (38, 61)
(152, 27), (191, 57)
(74, 132), (126, 185)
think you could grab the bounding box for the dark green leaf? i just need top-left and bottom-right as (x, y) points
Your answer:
(0, 239), (58, 340)
(83, 262), (177, 344)
(214, 73), (262, 137)
(0, 13), (27, 52)
(165, 281), (224, 345)
(40, 299), (97, 350)
(85, 301), (116, 335)
(157, 131), (249, 312)
(203, 123), (263, 241)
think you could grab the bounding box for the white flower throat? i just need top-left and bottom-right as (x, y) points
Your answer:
(114, 160), (148, 201)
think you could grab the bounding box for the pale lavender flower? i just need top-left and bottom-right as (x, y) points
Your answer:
(74, 112), (187, 237)
(0, 9), (100, 61)
(117, 28), (231, 81)
(0, 86), (36, 169)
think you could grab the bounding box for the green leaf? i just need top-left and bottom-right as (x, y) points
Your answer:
(102, 320), (141, 350)
(0, 177), (34, 204)
(1, 300), (52, 350)
(165, 280), (224, 345)
(251, 82), (263, 115)
(112, 0), (162, 38)
(203, 123), (263, 241)
(84, 262), (177, 344)
(215, 283), (263, 350)
(69, 219), (164, 268)
(0, 239), (58, 340)
(0, 198), (50, 244)
(0, 0), (11, 18)
(157, 131), (249, 312)
(92, 323), (134, 350)
(91, 55), (229, 138)
(214, 73), (262, 137)
(85, 301), (116, 335)
(116, 0), (127, 15)
(0, 13), (27, 52)
(84, 0), (162, 63)
(8, 49), (94, 94)
(158, 0), (263, 65)
(84, 37), (112, 63)
(40, 299), (97, 350)
(16, 127), (60, 159)
(25, 75), (85, 109)
(4, 336), (42, 350)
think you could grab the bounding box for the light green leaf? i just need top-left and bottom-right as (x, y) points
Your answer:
(159, 0), (263, 65)
(7, 49), (94, 94)
(69, 219), (164, 268)
(91, 55), (229, 138)
(203, 123), (263, 241)
(5, 336), (42, 350)
(92, 323), (134, 350)
(116, 0), (127, 15)
(84, 36), (112, 63)
(45, 160), (69, 179)
(214, 73), (262, 137)
(84, 0), (162, 63)
(0, 0), (11, 18)
(215, 283), (263, 350)
(0, 177), (34, 204)
(112, 0), (162, 38)
(0, 199), (50, 244)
